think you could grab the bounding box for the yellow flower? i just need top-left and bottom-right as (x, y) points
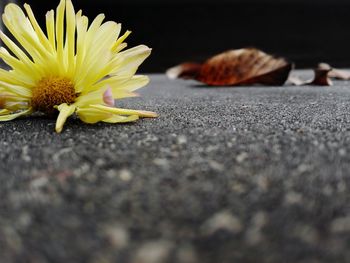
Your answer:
(0, 0), (157, 133)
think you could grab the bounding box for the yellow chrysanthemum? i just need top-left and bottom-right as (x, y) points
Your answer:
(0, 0), (157, 132)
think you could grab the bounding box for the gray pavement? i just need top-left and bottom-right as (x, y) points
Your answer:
(1, 72), (350, 263)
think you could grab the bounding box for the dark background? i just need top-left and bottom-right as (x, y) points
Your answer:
(13, 0), (350, 72)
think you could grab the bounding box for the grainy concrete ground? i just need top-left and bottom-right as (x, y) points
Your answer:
(1, 73), (350, 263)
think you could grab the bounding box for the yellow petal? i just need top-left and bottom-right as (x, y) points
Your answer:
(112, 91), (139, 100)
(76, 107), (112, 124)
(45, 10), (56, 49)
(24, 3), (52, 52)
(0, 31), (35, 70)
(74, 13), (105, 81)
(112, 30), (131, 52)
(74, 12), (87, 79)
(0, 109), (10, 115)
(55, 103), (76, 133)
(114, 42), (128, 53)
(0, 47), (41, 81)
(56, 0), (66, 73)
(64, 0), (76, 77)
(0, 107), (32, 121)
(93, 75), (149, 94)
(0, 68), (35, 87)
(103, 114), (139, 123)
(0, 80), (32, 98)
(3, 4), (53, 66)
(75, 22), (121, 92)
(109, 45), (152, 78)
(74, 88), (104, 107)
(90, 104), (158, 118)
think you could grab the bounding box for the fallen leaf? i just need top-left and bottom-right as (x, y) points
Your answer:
(167, 48), (293, 86)
(287, 75), (306, 86)
(166, 62), (202, 80)
(319, 63), (350, 80)
(311, 65), (333, 86)
(288, 64), (333, 86)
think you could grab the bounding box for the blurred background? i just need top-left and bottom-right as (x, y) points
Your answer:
(2, 0), (350, 72)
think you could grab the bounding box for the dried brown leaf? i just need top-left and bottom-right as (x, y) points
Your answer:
(311, 66), (333, 86)
(319, 63), (350, 80)
(166, 62), (202, 80)
(288, 64), (333, 86)
(287, 75), (306, 86)
(167, 48), (292, 86)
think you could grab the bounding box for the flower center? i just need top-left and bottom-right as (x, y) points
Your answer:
(32, 77), (76, 115)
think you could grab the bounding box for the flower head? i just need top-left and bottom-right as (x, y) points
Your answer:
(0, 0), (157, 132)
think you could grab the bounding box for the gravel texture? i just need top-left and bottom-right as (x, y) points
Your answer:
(1, 72), (350, 263)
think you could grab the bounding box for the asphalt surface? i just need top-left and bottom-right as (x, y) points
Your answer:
(1, 72), (350, 263)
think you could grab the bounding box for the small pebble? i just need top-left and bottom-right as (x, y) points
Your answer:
(208, 160), (224, 172)
(177, 135), (187, 145)
(201, 211), (243, 235)
(103, 225), (129, 249)
(236, 152), (248, 163)
(153, 158), (169, 167)
(132, 240), (173, 263)
(30, 177), (49, 189)
(119, 169), (133, 181)
(284, 192), (303, 205)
